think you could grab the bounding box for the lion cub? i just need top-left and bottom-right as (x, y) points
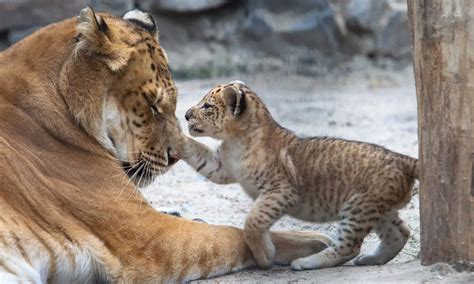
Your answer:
(182, 80), (418, 270)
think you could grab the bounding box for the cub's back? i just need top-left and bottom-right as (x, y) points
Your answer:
(289, 136), (416, 188)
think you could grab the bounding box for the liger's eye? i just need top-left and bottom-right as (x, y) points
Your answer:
(150, 105), (159, 117)
(202, 103), (212, 109)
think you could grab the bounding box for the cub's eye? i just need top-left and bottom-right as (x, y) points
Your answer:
(202, 103), (212, 109)
(150, 105), (160, 117)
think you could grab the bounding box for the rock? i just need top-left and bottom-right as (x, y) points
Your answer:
(430, 263), (454, 276)
(375, 9), (410, 59)
(329, 0), (410, 59)
(0, 0), (88, 30)
(90, 0), (134, 15)
(0, 0), (133, 45)
(244, 0), (344, 53)
(0, 0), (412, 73)
(0, 30), (9, 51)
(343, 0), (388, 33)
(137, 0), (231, 13)
(242, 13), (272, 41)
(8, 26), (41, 44)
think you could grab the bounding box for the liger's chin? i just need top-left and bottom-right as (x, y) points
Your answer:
(121, 161), (162, 188)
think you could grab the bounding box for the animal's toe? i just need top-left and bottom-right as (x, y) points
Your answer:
(291, 260), (303, 271)
(291, 258), (310, 271)
(254, 251), (273, 269)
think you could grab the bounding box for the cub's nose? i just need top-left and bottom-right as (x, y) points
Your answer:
(185, 108), (193, 121)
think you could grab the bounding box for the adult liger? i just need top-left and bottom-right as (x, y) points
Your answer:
(0, 8), (330, 282)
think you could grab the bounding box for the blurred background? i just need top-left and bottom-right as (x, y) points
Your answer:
(0, 0), (410, 78)
(0, 1), (422, 279)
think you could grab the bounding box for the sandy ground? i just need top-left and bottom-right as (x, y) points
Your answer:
(140, 68), (473, 283)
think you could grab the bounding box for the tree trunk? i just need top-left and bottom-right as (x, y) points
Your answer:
(407, 0), (474, 265)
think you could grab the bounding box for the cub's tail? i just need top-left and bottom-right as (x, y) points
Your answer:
(402, 157), (419, 196)
(405, 157), (419, 180)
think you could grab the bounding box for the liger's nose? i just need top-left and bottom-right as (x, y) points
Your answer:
(185, 109), (193, 121)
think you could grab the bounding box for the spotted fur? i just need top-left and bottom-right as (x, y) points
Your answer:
(74, 7), (182, 186)
(183, 81), (418, 270)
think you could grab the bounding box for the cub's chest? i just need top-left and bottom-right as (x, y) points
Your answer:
(220, 143), (261, 199)
(221, 149), (242, 177)
(220, 142), (246, 175)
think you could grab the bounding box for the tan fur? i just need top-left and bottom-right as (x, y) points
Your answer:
(0, 9), (331, 282)
(183, 81), (419, 270)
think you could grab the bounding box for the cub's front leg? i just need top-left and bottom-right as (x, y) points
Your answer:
(244, 188), (300, 268)
(182, 135), (236, 184)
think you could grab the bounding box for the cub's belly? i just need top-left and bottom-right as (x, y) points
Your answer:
(239, 180), (340, 223)
(288, 198), (340, 223)
(239, 180), (260, 200)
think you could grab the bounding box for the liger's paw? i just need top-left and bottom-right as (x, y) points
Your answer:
(291, 258), (309, 271)
(291, 255), (319, 271)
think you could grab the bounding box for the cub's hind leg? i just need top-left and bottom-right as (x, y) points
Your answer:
(292, 200), (381, 270)
(354, 210), (410, 265)
(244, 190), (299, 268)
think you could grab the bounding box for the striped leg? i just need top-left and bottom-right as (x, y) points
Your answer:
(292, 202), (382, 270)
(244, 191), (296, 268)
(354, 210), (410, 265)
(182, 137), (236, 184)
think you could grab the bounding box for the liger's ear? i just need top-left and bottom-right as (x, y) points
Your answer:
(76, 7), (109, 51)
(223, 85), (246, 116)
(76, 7), (131, 71)
(123, 9), (158, 39)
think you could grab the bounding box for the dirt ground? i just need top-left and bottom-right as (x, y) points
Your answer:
(141, 66), (473, 283)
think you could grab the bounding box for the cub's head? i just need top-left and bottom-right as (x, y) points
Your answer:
(65, 8), (182, 186)
(185, 80), (260, 140)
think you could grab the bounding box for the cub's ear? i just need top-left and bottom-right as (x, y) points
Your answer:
(76, 7), (131, 71)
(222, 85), (246, 116)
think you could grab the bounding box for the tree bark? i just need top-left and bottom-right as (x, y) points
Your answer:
(408, 0), (474, 265)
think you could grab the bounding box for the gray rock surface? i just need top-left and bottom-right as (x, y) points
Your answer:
(137, 0), (231, 13)
(91, 0), (134, 15)
(0, 0), (88, 30)
(331, 0), (410, 59)
(8, 26), (40, 44)
(0, 0), (411, 77)
(244, 0), (343, 53)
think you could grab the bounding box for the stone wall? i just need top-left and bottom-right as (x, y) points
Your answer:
(0, 0), (411, 77)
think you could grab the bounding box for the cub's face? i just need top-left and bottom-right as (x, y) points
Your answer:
(185, 81), (249, 140)
(75, 8), (182, 186)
